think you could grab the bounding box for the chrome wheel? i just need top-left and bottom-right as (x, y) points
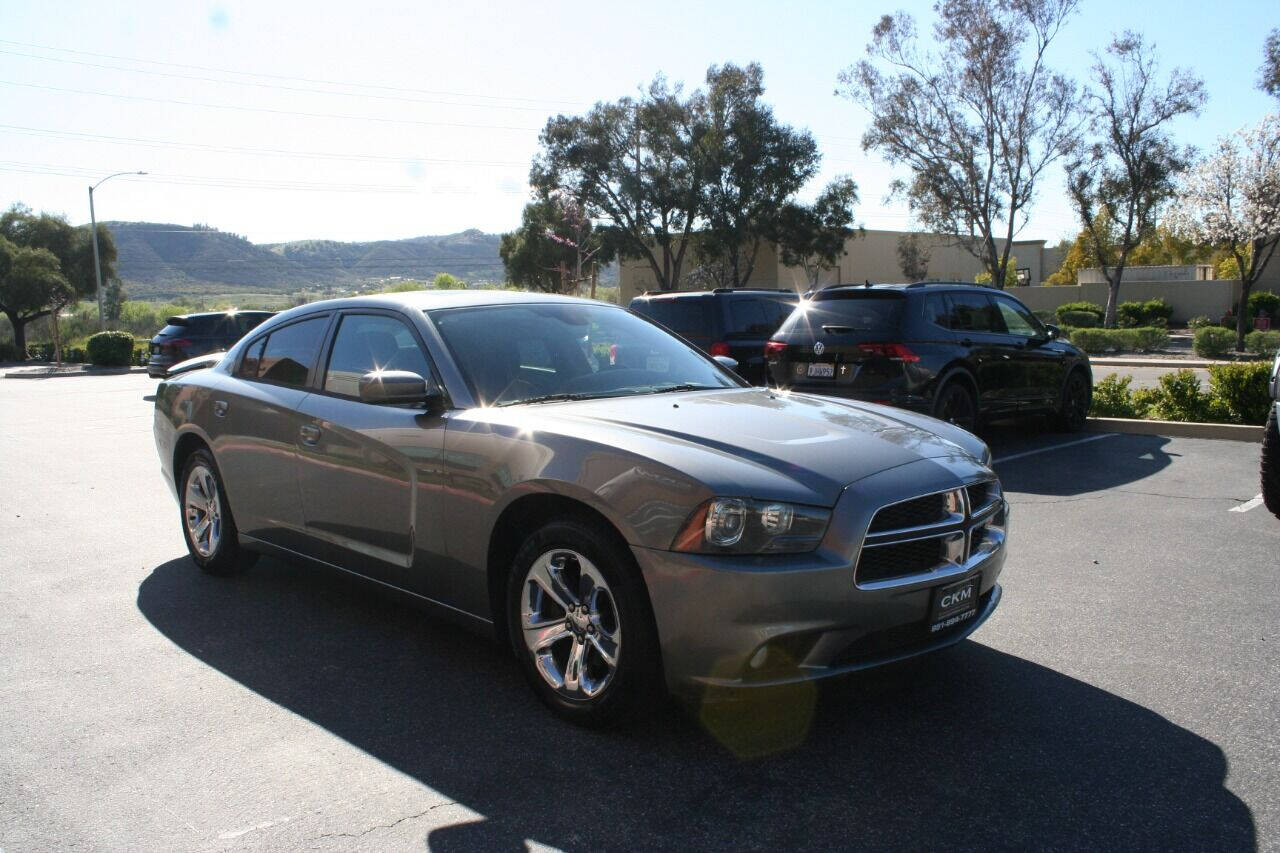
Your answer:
(184, 464), (222, 558)
(520, 549), (621, 700)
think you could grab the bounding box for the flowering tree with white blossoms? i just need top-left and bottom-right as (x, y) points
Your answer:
(1169, 114), (1280, 350)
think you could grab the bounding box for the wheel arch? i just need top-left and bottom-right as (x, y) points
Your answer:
(172, 428), (214, 495)
(485, 490), (640, 646)
(933, 363), (979, 402)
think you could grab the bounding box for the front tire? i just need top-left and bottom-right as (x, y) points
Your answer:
(179, 448), (255, 576)
(1263, 407), (1280, 520)
(1055, 369), (1092, 432)
(506, 517), (661, 726)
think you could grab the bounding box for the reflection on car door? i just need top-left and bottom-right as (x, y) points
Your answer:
(992, 295), (1063, 411)
(293, 311), (451, 601)
(215, 314), (330, 553)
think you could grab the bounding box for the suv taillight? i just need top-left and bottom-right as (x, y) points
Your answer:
(858, 343), (920, 362)
(709, 341), (731, 357)
(764, 340), (786, 358)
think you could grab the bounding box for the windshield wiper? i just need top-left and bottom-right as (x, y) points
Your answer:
(643, 383), (720, 394)
(495, 392), (602, 407)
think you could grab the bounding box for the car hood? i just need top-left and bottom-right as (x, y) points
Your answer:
(472, 388), (987, 507)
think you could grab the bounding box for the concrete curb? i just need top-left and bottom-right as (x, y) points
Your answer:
(1090, 358), (1227, 369)
(1086, 416), (1264, 443)
(3, 365), (149, 379)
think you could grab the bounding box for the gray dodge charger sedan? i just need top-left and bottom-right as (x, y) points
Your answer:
(153, 291), (1008, 724)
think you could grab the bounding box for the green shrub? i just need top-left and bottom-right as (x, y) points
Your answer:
(1193, 327), (1235, 358)
(86, 330), (135, 366)
(1059, 310), (1100, 328)
(1090, 373), (1141, 418)
(1116, 298), (1172, 328)
(1207, 362), (1273, 424)
(1187, 315), (1214, 329)
(0, 340), (21, 362)
(1247, 290), (1280, 317)
(1131, 327), (1169, 352)
(1149, 370), (1210, 422)
(1067, 328), (1113, 353)
(1056, 301), (1104, 323)
(1244, 329), (1280, 356)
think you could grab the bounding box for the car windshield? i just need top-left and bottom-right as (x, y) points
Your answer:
(427, 302), (739, 406)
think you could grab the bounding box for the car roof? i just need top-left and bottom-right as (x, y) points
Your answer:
(634, 288), (799, 299)
(173, 309), (274, 319)
(805, 282), (1002, 297)
(267, 289), (613, 323)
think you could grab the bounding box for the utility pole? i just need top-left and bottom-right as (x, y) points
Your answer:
(89, 171), (146, 330)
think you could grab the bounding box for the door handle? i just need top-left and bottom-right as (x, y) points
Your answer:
(299, 424), (322, 445)
(213, 400), (228, 418)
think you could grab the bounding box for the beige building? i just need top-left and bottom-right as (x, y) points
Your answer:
(618, 229), (1067, 303)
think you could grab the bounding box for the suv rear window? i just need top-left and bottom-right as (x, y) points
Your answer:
(635, 299), (711, 338)
(161, 315), (220, 336)
(797, 294), (904, 332)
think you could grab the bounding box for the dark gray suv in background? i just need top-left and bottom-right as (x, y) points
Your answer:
(147, 310), (273, 378)
(767, 283), (1093, 432)
(153, 291), (1008, 725)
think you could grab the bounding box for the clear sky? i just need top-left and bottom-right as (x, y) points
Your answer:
(1, 0), (1275, 246)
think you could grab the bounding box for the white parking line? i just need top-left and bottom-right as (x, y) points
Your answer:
(1229, 494), (1265, 513)
(992, 433), (1116, 465)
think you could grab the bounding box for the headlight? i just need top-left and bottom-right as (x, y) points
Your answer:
(672, 498), (831, 554)
(979, 442), (993, 466)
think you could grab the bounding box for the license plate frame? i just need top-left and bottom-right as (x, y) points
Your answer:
(928, 575), (980, 633)
(806, 362), (835, 378)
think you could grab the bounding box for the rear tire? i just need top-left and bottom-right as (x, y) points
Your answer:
(1263, 407), (1280, 520)
(179, 448), (256, 576)
(506, 517), (662, 727)
(1055, 369), (1092, 432)
(933, 379), (978, 433)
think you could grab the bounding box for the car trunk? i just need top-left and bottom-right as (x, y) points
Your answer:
(770, 292), (912, 393)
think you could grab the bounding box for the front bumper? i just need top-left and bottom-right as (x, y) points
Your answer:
(633, 455), (1007, 692)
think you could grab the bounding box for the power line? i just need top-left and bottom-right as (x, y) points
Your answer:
(0, 38), (591, 108)
(0, 48), (574, 114)
(0, 124), (528, 167)
(0, 80), (544, 132)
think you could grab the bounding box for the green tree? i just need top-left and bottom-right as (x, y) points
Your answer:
(976, 256), (1019, 288)
(0, 237), (72, 356)
(839, 0), (1080, 289)
(695, 63), (823, 288)
(500, 194), (616, 293)
(0, 205), (116, 352)
(432, 273), (466, 290)
(1261, 29), (1280, 102)
(775, 177), (861, 287)
(531, 75), (707, 291)
(1065, 33), (1205, 327)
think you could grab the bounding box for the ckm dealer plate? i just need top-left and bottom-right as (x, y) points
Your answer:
(929, 575), (980, 633)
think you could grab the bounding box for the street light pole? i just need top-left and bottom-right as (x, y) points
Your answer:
(89, 171), (146, 331)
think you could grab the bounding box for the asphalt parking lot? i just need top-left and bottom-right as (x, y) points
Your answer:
(2, 372), (1277, 852)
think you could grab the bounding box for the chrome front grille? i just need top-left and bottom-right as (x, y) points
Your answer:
(856, 480), (1004, 586)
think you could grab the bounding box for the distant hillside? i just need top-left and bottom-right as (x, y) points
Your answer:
(106, 222), (508, 300)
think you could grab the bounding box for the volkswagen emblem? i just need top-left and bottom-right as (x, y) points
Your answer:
(813, 341), (825, 356)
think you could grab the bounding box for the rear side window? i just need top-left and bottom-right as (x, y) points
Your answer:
(799, 294), (904, 332)
(727, 298), (794, 336)
(926, 294), (952, 328)
(242, 316), (328, 387)
(945, 293), (1001, 333)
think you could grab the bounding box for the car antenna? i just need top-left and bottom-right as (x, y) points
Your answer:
(864, 279), (872, 288)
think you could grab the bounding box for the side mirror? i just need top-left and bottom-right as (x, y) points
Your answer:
(358, 370), (442, 409)
(712, 354), (740, 373)
(1044, 324), (1061, 340)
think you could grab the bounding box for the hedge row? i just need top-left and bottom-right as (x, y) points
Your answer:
(1054, 299), (1172, 328)
(1064, 326), (1169, 353)
(1091, 363), (1273, 425)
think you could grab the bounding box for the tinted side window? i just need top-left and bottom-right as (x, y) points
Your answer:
(993, 297), (1041, 337)
(324, 314), (432, 398)
(926, 294), (951, 328)
(642, 299), (711, 338)
(947, 293), (1000, 333)
(237, 337), (265, 378)
(256, 316), (328, 387)
(236, 313), (270, 335)
(183, 316), (220, 336)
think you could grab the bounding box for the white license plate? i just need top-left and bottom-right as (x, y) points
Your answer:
(807, 362), (835, 378)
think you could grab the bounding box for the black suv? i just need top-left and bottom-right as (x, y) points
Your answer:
(766, 283), (1092, 431)
(629, 288), (798, 384)
(147, 310), (274, 378)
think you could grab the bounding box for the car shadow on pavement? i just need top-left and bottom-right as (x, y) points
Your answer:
(990, 431), (1175, 497)
(138, 555), (1252, 852)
